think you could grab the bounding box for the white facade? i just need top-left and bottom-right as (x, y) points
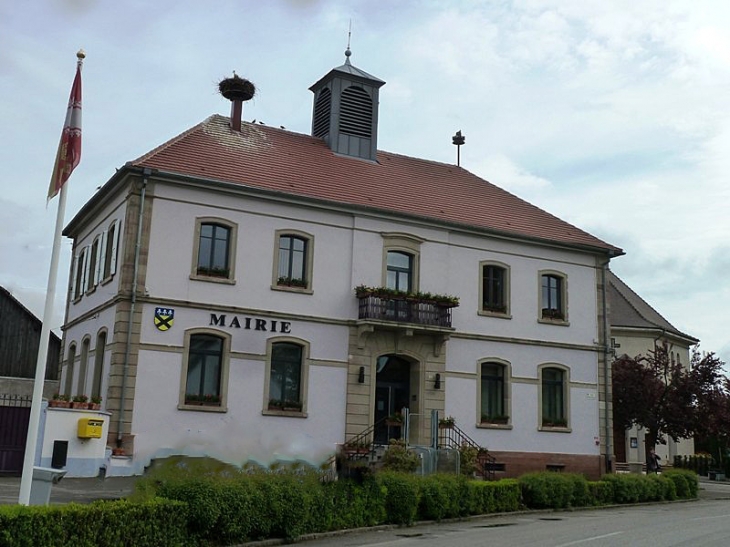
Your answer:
(54, 58), (620, 479)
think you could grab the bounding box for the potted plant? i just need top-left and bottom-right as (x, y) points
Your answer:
(343, 440), (371, 455)
(185, 393), (221, 406)
(71, 394), (88, 409)
(268, 398), (284, 410)
(88, 396), (102, 410)
(542, 418), (568, 428)
(439, 415), (456, 429)
(49, 393), (70, 408)
(282, 399), (303, 412)
(385, 412), (404, 427)
(542, 308), (564, 320)
(277, 276), (307, 288)
(481, 414), (509, 425)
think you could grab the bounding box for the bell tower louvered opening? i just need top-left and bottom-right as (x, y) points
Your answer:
(309, 50), (385, 162)
(313, 87), (331, 138)
(339, 86), (372, 138)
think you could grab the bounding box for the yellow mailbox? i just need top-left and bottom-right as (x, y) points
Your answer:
(77, 418), (104, 439)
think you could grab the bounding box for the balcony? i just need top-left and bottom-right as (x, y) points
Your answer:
(355, 286), (458, 328)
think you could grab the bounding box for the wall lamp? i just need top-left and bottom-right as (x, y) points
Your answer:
(433, 373), (441, 390)
(358, 366), (365, 384)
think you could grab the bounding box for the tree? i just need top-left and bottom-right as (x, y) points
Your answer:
(612, 343), (727, 455)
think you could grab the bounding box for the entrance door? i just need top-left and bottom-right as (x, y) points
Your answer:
(374, 355), (410, 444)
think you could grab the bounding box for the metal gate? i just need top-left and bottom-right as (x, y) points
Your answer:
(0, 395), (31, 476)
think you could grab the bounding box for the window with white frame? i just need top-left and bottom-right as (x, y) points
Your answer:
(72, 247), (88, 300)
(540, 365), (569, 428)
(101, 219), (120, 281)
(480, 361), (510, 424)
(539, 271), (568, 322)
(180, 330), (230, 409)
(86, 235), (102, 293)
(273, 230), (313, 291)
(265, 339), (308, 414)
(480, 262), (509, 315)
(192, 218), (237, 282)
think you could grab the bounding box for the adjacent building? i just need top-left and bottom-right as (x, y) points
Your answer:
(608, 271), (698, 467)
(56, 53), (624, 478)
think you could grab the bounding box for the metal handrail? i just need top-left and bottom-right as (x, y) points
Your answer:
(437, 422), (496, 480)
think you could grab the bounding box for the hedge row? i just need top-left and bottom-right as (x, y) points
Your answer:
(519, 469), (697, 509)
(0, 469), (698, 546)
(0, 499), (188, 547)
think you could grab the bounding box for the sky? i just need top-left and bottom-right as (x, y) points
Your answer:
(1, 0), (729, 365)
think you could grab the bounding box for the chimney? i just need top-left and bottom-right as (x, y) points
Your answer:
(218, 72), (256, 131)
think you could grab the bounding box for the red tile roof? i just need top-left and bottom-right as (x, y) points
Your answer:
(131, 115), (621, 254)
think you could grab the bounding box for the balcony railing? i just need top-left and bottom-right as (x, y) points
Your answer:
(357, 295), (455, 328)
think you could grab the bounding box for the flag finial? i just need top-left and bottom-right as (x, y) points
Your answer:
(76, 49), (85, 60)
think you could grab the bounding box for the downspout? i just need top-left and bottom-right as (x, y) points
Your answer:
(601, 260), (612, 473)
(117, 168), (150, 446)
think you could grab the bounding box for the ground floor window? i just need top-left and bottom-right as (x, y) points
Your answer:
(180, 329), (230, 409)
(267, 341), (306, 412)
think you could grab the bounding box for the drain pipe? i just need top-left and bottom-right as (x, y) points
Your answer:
(601, 260), (612, 473)
(117, 168), (150, 447)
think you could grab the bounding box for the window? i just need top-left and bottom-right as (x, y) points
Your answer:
(77, 337), (90, 395)
(180, 331), (229, 409)
(480, 262), (509, 315)
(480, 361), (510, 425)
(72, 247), (88, 300)
(540, 271), (568, 322)
(386, 251), (413, 292)
(540, 366), (568, 428)
(63, 343), (76, 396)
(192, 218), (237, 282)
(264, 338), (309, 415)
(91, 330), (106, 399)
(381, 233), (422, 293)
(86, 235), (101, 293)
(273, 230), (313, 291)
(101, 220), (120, 281)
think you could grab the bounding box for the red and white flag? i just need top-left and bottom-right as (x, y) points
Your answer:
(48, 55), (83, 200)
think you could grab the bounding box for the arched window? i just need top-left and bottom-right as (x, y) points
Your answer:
(480, 262), (510, 315)
(77, 337), (90, 396)
(386, 251), (413, 292)
(540, 271), (568, 322)
(480, 361), (510, 424)
(540, 365), (569, 428)
(192, 218), (237, 282)
(64, 343), (76, 396)
(91, 330), (106, 399)
(274, 230), (313, 291)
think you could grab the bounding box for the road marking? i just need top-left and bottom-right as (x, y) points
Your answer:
(691, 514), (730, 521)
(557, 531), (623, 546)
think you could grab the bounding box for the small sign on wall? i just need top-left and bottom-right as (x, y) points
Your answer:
(154, 307), (175, 331)
(630, 437), (638, 448)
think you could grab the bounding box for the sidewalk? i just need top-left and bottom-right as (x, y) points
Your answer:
(0, 475), (138, 505)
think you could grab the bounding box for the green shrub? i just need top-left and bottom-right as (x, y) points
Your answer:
(327, 477), (386, 530)
(381, 439), (420, 473)
(601, 474), (643, 503)
(488, 479), (522, 512)
(377, 472), (420, 525)
(588, 480), (614, 505)
(0, 499), (188, 547)
(418, 474), (462, 521)
(565, 474), (591, 507)
(664, 469), (698, 498)
(519, 472), (573, 509)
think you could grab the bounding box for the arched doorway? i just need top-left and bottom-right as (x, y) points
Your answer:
(374, 354), (411, 444)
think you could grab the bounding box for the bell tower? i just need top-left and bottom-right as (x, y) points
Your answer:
(309, 48), (385, 162)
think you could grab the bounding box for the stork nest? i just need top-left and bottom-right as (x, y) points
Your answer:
(218, 75), (256, 101)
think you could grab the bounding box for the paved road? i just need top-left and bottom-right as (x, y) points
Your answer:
(301, 498), (730, 547)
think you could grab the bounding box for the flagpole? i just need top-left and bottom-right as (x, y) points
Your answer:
(18, 183), (69, 505)
(18, 50), (84, 505)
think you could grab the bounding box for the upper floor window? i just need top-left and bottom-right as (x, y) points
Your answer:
(72, 247), (88, 301)
(480, 361), (509, 424)
(540, 366), (568, 428)
(540, 271), (568, 322)
(480, 262), (509, 315)
(86, 235), (101, 293)
(192, 218), (237, 283)
(386, 251), (413, 292)
(273, 230), (314, 292)
(101, 220), (120, 281)
(183, 333), (226, 408)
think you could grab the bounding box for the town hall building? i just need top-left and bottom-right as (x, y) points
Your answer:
(54, 51), (624, 478)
